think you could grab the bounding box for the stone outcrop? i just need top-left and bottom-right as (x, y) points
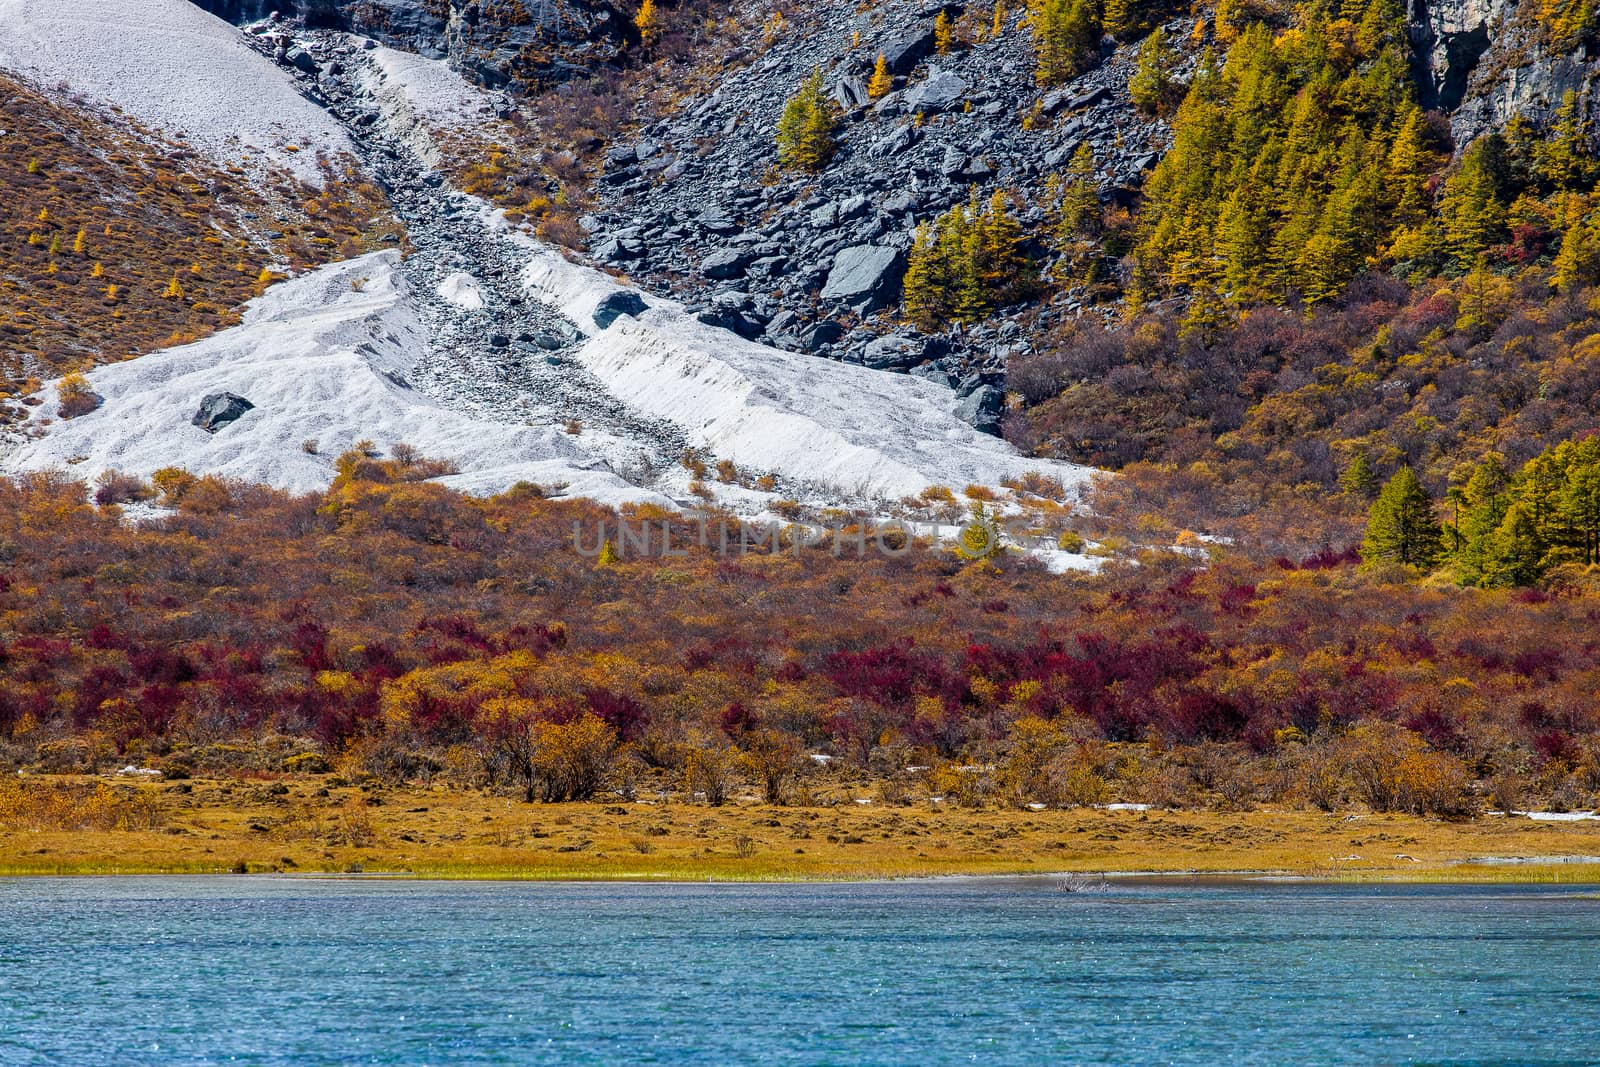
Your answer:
(192, 392), (255, 433)
(191, 0), (634, 88)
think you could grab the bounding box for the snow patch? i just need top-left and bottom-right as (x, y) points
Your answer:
(357, 44), (497, 169)
(0, 0), (352, 184)
(437, 271), (486, 310)
(520, 246), (1096, 504)
(0, 252), (668, 506)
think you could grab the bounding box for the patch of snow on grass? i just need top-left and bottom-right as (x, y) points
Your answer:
(0, 0), (352, 184)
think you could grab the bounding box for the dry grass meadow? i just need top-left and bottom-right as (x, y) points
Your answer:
(3, 773), (1599, 883)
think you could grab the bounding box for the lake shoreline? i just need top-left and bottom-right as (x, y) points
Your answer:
(6, 774), (1600, 885)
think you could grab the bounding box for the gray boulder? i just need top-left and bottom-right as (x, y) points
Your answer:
(700, 247), (752, 279)
(192, 392), (254, 434)
(820, 245), (906, 311)
(868, 124), (918, 159)
(799, 320), (846, 352)
(903, 70), (968, 113)
(861, 334), (926, 370)
(833, 75), (870, 110)
(593, 290), (648, 329)
(956, 385), (1006, 436)
(880, 28), (935, 76)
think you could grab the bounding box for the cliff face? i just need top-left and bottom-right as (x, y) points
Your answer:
(188, 0), (632, 86)
(1410, 0), (1597, 147)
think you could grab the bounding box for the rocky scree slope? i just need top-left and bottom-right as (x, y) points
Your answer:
(576, 0), (1596, 418)
(187, 0), (635, 88)
(583, 0), (1189, 407)
(5, 24), (1093, 516)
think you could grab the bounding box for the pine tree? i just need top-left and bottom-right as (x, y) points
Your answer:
(1440, 138), (1508, 268)
(1128, 26), (1174, 114)
(596, 540), (619, 568)
(1535, 90), (1597, 193)
(935, 11), (954, 54)
(1032, 0), (1101, 87)
(977, 189), (1033, 305)
(72, 228), (87, 255)
(164, 275), (184, 300)
(776, 69), (837, 172)
(956, 501), (1004, 562)
(1102, 0), (1152, 38)
(1447, 454), (1510, 584)
(1339, 452), (1380, 501)
(1361, 467), (1443, 569)
(867, 53), (893, 98)
(902, 221), (946, 331)
(90, 262), (104, 279)
(1482, 503), (1546, 587)
(1555, 438), (1600, 564)
(1050, 145), (1102, 282)
(1055, 144), (1100, 237)
(1552, 207), (1600, 294)
(1385, 107), (1435, 226)
(991, 0), (1007, 37)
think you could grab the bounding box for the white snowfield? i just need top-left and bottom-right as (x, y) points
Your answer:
(361, 44), (498, 167)
(521, 248), (1094, 502)
(0, 252), (670, 507)
(0, 0), (352, 184)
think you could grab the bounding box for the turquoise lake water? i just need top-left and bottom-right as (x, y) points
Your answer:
(1, 877), (1597, 1065)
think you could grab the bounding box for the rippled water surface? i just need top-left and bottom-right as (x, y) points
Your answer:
(1, 877), (1597, 1065)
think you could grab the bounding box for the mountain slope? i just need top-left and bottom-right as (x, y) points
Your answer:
(0, 0), (355, 184)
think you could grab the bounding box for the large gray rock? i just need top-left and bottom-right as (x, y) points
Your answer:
(192, 392), (254, 434)
(833, 75), (870, 110)
(903, 70), (968, 113)
(700, 247), (753, 279)
(956, 385), (1005, 436)
(879, 27), (935, 76)
(861, 334), (926, 370)
(592, 290), (647, 329)
(820, 245), (906, 311)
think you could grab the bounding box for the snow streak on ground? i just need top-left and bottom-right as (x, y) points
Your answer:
(0, 0), (352, 183)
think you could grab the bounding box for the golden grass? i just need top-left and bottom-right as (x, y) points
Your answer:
(0, 74), (399, 395)
(2, 774), (1599, 883)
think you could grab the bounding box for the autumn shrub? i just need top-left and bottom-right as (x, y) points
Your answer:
(0, 780), (161, 832)
(528, 714), (617, 802)
(92, 469), (152, 506)
(684, 743), (739, 806)
(742, 728), (802, 805)
(56, 371), (98, 418)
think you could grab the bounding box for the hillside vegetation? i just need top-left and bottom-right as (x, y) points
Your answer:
(0, 74), (398, 405)
(1, 451), (1598, 819)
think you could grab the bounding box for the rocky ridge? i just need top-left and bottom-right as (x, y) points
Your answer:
(190, 0), (634, 88)
(578, 1), (1190, 419)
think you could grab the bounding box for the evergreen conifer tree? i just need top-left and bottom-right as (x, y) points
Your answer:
(1128, 26), (1174, 113)
(1361, 467), (1443, 569)
(776, 69), (837, 172)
